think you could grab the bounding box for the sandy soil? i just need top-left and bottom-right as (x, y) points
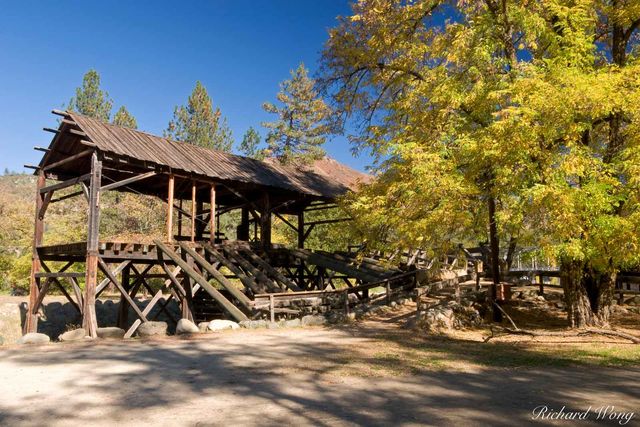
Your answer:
(1, 323), (639, 426)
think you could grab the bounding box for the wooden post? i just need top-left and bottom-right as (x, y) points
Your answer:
(269, 294), (275, 323)
(415, 288), (421, 321)
(166, 174), (175, 242)
(238, 207), (249, 241)
(83, 152), (101, 338)
(343, 290), (350, 316)
(297, 211), (304, 249)
(538, 274), (544, 295)
(117, 264), (130, 329)
(25, 171), (46, 334)
(386, 281), (391, 305)
(210, 184), (216, 243)
(260, 193), (271, 249)
(191, 181), (196, 242)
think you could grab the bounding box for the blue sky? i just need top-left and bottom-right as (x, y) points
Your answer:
(0, 0), (372, 173)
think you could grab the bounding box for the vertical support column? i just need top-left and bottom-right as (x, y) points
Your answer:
(191, 181), (196, 242)
(260, 193), (271, 249)
(166, 174), (175, 242)
(117, 265), (130, 329)
(209, 184), (216, 244)
(83, 152), (101, 338)
(177, 199), (183, 239)
(25, 171), (46, 334)
(238, 207), (249, 241)
(297, 211), (304, 249)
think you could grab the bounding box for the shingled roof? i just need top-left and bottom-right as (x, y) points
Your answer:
(41, 112), (370, 199)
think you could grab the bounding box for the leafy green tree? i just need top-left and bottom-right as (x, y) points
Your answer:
(67, 69), (113, 121)
(262, 63), (333, 164)
(112, 106), (138, 129)
(165, 81), (234, 151)
(321, 0), (640, 327)
(239, 127), (265, 160)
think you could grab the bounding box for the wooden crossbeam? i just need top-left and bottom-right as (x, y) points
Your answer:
(239, 248), (302, 292)
(43, 149), (93, 172)
(100, 171), (158, 192)
(202, 245), (263, 295)
(35, 272), (85, 278)
(40, 173), (91, 194)
(222, 248), (281, 293)
(97, 258), (148, 322)
(155, 240), (248, 322)
(96, 261), (132, 295)
(179, 243), (252, 310)
(125, 289), (165, 338)
(274, 212), (298, 232)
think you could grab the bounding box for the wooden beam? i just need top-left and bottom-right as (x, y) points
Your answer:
(40, 173), (91, 194)
(202, 244), (263, 294)
(98, 258), (148, 322)
(25, 171), (46, 334)
(100, 171), (158, 192)
(34, 146), (50, 152)
(297, 212), (304, 248)
(305, 217), (352, 226)
(43, 149), (93, 172)
(210, 184), (216, 244)
(191, 181), (196, 242)
(82, 152), (101, 338)
(50, 189), (84, 203)
(274, 212), (297, 233)
(179, 243), (252, 310)
(166, 174), (175, 242)
(154, 240), (248, 322)
(52, 109), (68, 117)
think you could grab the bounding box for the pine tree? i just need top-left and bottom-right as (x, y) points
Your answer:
(262, 63), (333, 165)
(112, 106), (138, 129)
(165, 81), (234, 151)
(67, 69), (113, 121)
(239, 127), (265, 160)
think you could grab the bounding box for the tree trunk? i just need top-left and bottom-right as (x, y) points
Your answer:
(560, 259), (615, 328)
(487, 195), (502, 322)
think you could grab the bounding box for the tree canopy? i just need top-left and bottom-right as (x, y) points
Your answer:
(165, 81), (234, 151)
(67, 69), (113, 122)
(321, 0), (640, 327)
(112, 106), (138, 129)
(263, 63), (333, 164)
(239, 126), (265, 160)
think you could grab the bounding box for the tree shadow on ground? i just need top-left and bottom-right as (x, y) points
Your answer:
(0, 326), (638, 426)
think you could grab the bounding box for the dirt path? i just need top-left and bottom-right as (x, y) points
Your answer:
(0, 322), (638, 426)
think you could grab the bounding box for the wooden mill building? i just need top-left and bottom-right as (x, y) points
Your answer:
(25, 110), (415, 338)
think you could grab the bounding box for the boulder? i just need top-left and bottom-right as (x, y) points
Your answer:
(198, 322), (210, 332)
(18, 333), (50, 345)
(283, 318), (301, 328)
(176, 318), (200, 335)
(208, 319), (240, 332)
(58, 328), (86, 342)
(97, 327), (126, 339)
(137, 321), (167, 337)
(301, 315), (326, 326)
(239, 320), (268, 329)
(267, 322), (280, 329)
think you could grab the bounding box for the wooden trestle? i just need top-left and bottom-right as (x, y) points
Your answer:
(29, 240), (415, 337)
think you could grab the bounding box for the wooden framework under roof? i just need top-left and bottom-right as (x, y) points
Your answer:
(24, 110), (413, 339)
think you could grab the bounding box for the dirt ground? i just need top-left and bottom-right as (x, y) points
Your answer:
(1, 300), (639, 426)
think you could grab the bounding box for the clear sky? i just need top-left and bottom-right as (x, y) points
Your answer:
(0, 0), (372, 174)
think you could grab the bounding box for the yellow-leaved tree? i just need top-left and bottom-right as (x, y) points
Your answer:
(320, 0), (640, 327)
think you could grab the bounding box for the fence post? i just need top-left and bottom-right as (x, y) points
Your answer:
(344, 290), (350, 316)
(415, 288), (421, 321)
(269, 294), (275, 323)
(386, 281), (391, 305)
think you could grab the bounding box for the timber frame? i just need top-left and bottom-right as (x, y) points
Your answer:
(24, 110), (412, 338)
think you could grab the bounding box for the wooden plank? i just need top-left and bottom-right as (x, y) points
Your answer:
(191, 181), (196, 242)
(179, 243), (252, 310)
(154, 240), (248, 322)
(290, 248), (380, 282)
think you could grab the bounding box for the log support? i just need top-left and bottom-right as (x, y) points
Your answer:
(26, 172), (46, 333)
(82, 152), (101, 338)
